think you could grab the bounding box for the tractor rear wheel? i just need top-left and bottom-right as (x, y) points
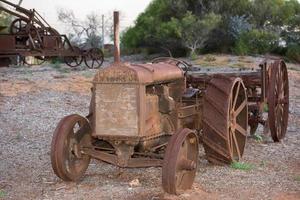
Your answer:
(203, 76), (248, 164)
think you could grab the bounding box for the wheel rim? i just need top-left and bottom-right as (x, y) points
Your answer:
(162, 129), (199, 195)
(51, 114), (91, 181)
(268, 60), (289, 142)
(229, 79), (248, 161)
(203, 76), (248, 164)
(84, 48), (104, 69)
(64, 46), (83, 67)
(10, 18), (28, 34)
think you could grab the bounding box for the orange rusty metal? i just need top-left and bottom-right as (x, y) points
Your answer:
(93, 62), (184, 84)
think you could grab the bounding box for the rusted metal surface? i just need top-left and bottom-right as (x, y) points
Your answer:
(51, 114), (92, 181)
(0, 1), (104, 68)
(93, 62), (184, 84)
(268, 60), (289, 142)
(113, 11), (120, 63)
(202, 76), (248, 164)
(162, 128), (199, 194)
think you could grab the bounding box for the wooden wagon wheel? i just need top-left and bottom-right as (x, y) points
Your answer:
(84, 48), (104, 69)
(64, 46), (83, 68)
(10, 18), (29, 34)
(51, 114), (92, 181)
(268, 60), (289, 142)
(203, 76), (248, 164)
(162, 128), (199, 195)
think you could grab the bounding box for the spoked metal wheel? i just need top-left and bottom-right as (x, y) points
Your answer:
(10, 18), (28, 34)
(162, 128), (199, 195)
(51, 114), (92, 181)
(64, 47), (83, 67)
(203, 76), (248, 164)
(84, 48), (104, 69)
(268, 60), (289, 142)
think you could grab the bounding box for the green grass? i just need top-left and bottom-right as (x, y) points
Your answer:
(230, 161), (255, 171)
(0, 190), (6, 199)
(294, 175), (300, 182)
(253, 134), (263, 142)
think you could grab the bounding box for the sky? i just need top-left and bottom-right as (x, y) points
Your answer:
(8, 0), (152, 34)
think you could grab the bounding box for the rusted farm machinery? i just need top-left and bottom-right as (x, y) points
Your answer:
(50, 57), (289, 194)
(0, 0), (104, 68)
(50, 11), (289, 195)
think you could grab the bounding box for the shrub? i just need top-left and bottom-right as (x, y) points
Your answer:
(233, 29), (279, 55)
(286, 44), (300, 63)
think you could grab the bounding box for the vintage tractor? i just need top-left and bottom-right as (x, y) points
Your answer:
(50, 57), (289, 194)
(50, 11), (289, 195)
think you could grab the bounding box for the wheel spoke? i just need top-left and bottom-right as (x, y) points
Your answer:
(232, 130), (241, 160)
(232, 82), (241, 109)
(236, 124), (247, 136)
(235, 100), (247, 116)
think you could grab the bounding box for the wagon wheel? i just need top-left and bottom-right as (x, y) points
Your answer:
(10, 18), (29, 34)
(268, 60), (289, 142)
(64, 47), (83, 68)
(51, 114), (92, 181)
(162, 128), (199, 195)
(84, 48), (104, 69)
(203, 76), (248, 164)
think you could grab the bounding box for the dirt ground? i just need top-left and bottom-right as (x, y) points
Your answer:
(0, 55), (299, 200)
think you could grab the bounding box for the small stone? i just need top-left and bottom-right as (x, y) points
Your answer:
(129, 179), (140, 187)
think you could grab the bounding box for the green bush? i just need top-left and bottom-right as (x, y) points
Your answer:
(286, 44), (300, 63)
(233, 29), (279, 55)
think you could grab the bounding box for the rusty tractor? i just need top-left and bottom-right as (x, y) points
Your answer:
(50, 12), (289, 195)
(0, 0), (103, 68)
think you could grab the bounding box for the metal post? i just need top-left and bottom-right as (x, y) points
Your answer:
(114, 11), (120, 63)
(18, 0), (23, 6)
(102, 14), (105, 51)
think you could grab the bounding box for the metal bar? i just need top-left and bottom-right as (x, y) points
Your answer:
(113, 11), (120, 63)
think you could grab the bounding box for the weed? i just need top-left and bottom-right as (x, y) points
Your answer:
(203, 54), (216, 62)
(230, 161), (254, 171)
(0, 190), (6, 198)
(253, 134), (263, 142)
(294, 175), (300, 182)
(190, 52), (198, 60)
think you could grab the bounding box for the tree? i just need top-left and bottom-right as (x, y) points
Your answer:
(57, 8), (113, 48)
(180, 12), (221, 56)
(0, 3), (12, 33)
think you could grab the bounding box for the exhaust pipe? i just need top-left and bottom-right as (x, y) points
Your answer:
(114, 11), (120, 63)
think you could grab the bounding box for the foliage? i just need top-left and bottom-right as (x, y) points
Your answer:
(0, 3), (12, 33)
(0, 190), (6, 198)
(121, 0), (300, 60)
(180, 12), (221, 55)
(286, 44), (300, 62)
(233, 29), (279, 55)
(230, 161), (254, 171)
(57, 8), (111, 49)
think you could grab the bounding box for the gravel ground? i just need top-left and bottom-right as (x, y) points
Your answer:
(0, 56), (299, 200)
